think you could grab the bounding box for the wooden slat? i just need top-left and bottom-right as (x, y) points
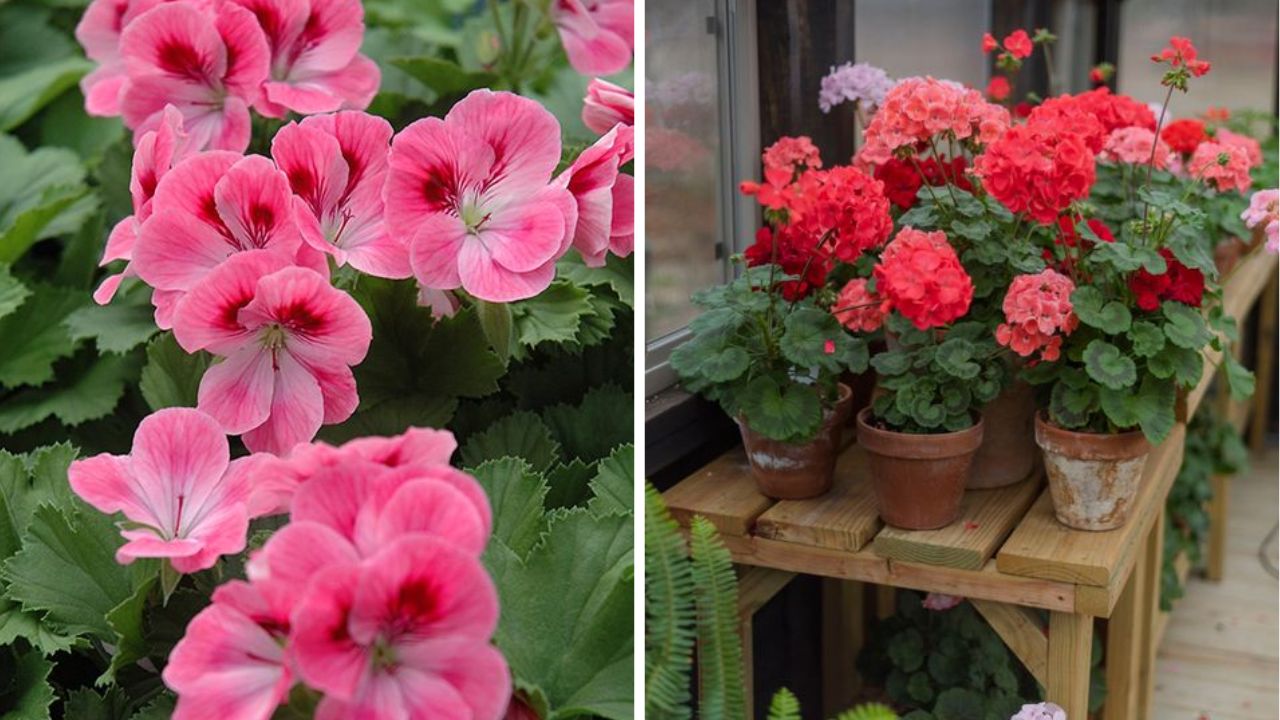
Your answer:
(821, 580), (865, 716)
(754, 446), (880, 552)
(1250, 272), (1278, 452)
(1206, 474), (1229, 582)
(736, 566), (794, 616)
(663, 447), (775, 536)
(1153, 551), (1191, 647)
(1103, 543), (1148, 720)
(1046, 612), (1093, 717)
(717, 533), (1078, 613)
(971, 599), (1048, 687)
(1138, 509), (1165, 717)
(873, 473), (1042, 570)
(997, 424), (1187, 588)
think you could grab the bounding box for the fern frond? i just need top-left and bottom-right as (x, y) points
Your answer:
(766, 688), (801, 720)
(830, 702), (899, 720)
(643, 483), (696, 720)
(689, 514), (746, 720)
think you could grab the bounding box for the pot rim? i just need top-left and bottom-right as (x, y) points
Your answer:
(855, 406), (984, 459)
(1033, 411), (1151, 460)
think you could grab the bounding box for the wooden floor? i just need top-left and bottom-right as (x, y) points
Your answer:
(1154, 447), (1279, 719)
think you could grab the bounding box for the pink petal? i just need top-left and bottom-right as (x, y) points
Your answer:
(132, 212), (233, 292)
(205, 94), (254, 153)
(354, 479), (488, 556)
(172, 250), (291, 354)
(150, 150), (241, 228)
(408, 213), (469, 290)
(120, 3), (228, 82)
(121, 74), (218, 144)
(271, 121), (349, 231)
(445, 90), (562, 197)
(610, 173), (634, 257)
(129, 408), (231, 520)
(75, 0), (130, 62)
(384, 117), (493, 236)
(304, 362), (360, 424)
(164, 604), (291, 720)
(214, 2), (271, 99)
(93, 272), (127, 305)
(250, 520), (360, 615)
(289, 459), (382, 538)
(197, 345), (275, 435)
(303, 110), (393, 193)
(341, 427), (457, 468)
(582, 78), (634, 135)
(477, 198), (567, 273)
(80, 67), (128, 117)
(152, 288), (182, 329)
(67, 453), (147, 519)
(286, 0), (365, 76)
(342, 224), (412, 279)
(553, 0), (632, 76)
(117, 531), (203, 564)
(214, 155), (301, 253)
(240, 350), (326, 455)
(237, 266), (371, 368)
(167, 503), (250, 573)
(381, 465), (493, 538)
(456, 238), (557, 303)
(397, 639), (511, 720)
(289, 564), (367, 700)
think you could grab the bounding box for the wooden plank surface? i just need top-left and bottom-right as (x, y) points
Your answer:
(997, 423), (1187, 588)
(872, 472), (1042, 570)
(663, 447), (775, 536)
(754, 445), (881, 552)
(971, 599), (1048, 687)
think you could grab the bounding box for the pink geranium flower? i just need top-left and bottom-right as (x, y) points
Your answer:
(272, 111), (409, 278)
(385, 90), (578, 302)
(131, 151), (307, 326)
(67, 408), (256, 573)
(582, 78), (634, 134)
(163, 580), (293, 720)
(555, 124), (635, 266)
(74, 0), (168, 116)
(94, 105), (194, 304)
(552, 0), (634, 76)
(291, 537), (511, 720)
(119, 2), (269, 152)
(228, 0), (380, 117)
(171, 250), (372, 455)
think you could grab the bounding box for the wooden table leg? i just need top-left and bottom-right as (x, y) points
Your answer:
(1046, 611), (1093, 716)
(1102, 538), (1147, 719)
(821, 579), (865, 716)
(1137, 509), (1166, 717)
(1206, 473), (1229, 582)
(1249, 273), (1277, 452)
(874, 585), (895, 620)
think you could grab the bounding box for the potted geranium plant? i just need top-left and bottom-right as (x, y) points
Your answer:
(673, 137), (891, 499)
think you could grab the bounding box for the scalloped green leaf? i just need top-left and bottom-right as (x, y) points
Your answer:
(738, 376), (821, 442)
(1128, 320), (1165, 357)
(1161, 302), (1211, 350)
(1083, 339), (1137, 390)
(935, 338), (980, 379)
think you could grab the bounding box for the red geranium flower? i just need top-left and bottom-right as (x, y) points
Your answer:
(743, 225), (831, 301)
(1127, 248), (1204, 311)
(1152, 36), (1211, 77)
(973, 122), (1096, 224)
(1161, 118), (1208, 156)
(786, 165), (893, 263)
(986, 76), (1011, 101)
(874, 158), (924, 210)
(1003, 30), (1033, 59)
(981, 32), (998, 54)
(873, 227), (973, 329)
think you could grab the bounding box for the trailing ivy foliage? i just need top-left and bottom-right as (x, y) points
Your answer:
(1160, 414), (1249, 610)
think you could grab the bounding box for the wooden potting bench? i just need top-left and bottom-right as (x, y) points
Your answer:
(663, 247), (1277, 719)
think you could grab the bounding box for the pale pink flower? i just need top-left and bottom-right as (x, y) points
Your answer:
(857, 77), (1010, 166)
(385, 90), (578, 302)
(996, 269), (1077, 362)
(555, 124), (634, 267)
(552, 0), (633, 76)
(272, 111), (409, 278)
(418, 286), (461, 317)
(74, 0), (169, 116)
(1242, 188), (1279, 253)
(131, 151), (306, 326)
(1100, 127), (1172, 169)
(1188, 141), (1253, 194)
(1011, 702), (1067, 720)
(163, 580), (293, 720)
(227, 0), (380, 117)
(94, 105), (194, 304)
(291, 537), (511, 720)
(171, 250), (372, 455)
(1215, 127), (1263, 168)
(582, 77), (634, 134)
(921, 593), (964, 611)
(119, 2), (269, 152)
(67, 408), (256, 573)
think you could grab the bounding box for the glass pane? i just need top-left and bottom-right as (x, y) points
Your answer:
(645, 0), (726, 341)
(854, 0), (991, 89)
(1118, 0), (1278, 114)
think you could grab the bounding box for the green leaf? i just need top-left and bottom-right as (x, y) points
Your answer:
(1222, 353), (1256, 401)
(101, 575), (156, 683)
(697, 346), (749, 382)
(62, 688), (130, 720)
(0, 646), (54, 720)
(0, 6), (90, 132)
(64, 302), (159, 354)
(0, 351), (139, 434)
(643, 484), (694, 720)
(512, 281), (594, 348)
(1083, 339), (1137, 390)
(1161, 302), (1211, 350)
(127, 695), (175, 720)
(544, 458), (595, 510)
(765, 689), (800, 720)
(870, 350), (911, 376)
(935, 338), (980, 379)
(1128, 320), (1165, 358)
(0, 284), (83, 387)
(1049, 382), (1097, 428)
(36, 90), (126, 164)
(391, 56), (498, 99)
(541, 384), (632, 462)
(487, 509), (633, 720)
(558, 253), (634, 306)
(887, 628), (924, 672)
(1072, 286), (1132, 334)
(906, 670), (934, 704)
(738, 376), (822, 442)
(317, 395), (458, 444)
(461, 411), (561, 472)
(0, 135), (93, 263)
(779, 307), (854, 372)
(138, 333), (211, 411)
(0, 265), (29, 322)
(471, 457), (548, 560)
(588, 444), (633, 517)
(475, 299), (515, 364)
(931, 687), (985, 720)
(689, 516), (745, 720)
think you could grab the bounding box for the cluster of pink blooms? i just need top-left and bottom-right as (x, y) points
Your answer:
(995, 269), (1078, 362)
(1011, 703), (1067, 720)
(856, 77), (1011, 166)
(761, 136), (824, 175)
(972, 121), (1095, 224)
(1099, 127), (1173, 169)
(833, 278), (887, 333)
(69, 411), (508, 719)
(1187, 141), (1253, 194)
(1242, 189), (1279, 253)
(76, 0), (380, 152)
(921, 593), (964, 611)
(872, 227), (973, 330)
(551, 0), (634, 75)
(785, 166), (893, 263)
(817, 61), (894, 114)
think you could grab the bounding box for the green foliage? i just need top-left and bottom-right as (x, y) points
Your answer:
(688, 516), (746, 720)
(644, 484), (696, 720)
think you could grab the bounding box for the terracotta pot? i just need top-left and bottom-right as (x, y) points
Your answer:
(856, 408), (984, 530)
(968, 380), (1038, 489)
(738, 383), (854, 500)
(1034, 413), (1151, 531)
(840, 368), (878, 429)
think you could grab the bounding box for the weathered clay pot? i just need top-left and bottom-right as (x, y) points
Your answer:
(969, 380), (1038, 489)
(1034, 413), (1151, 531)
(739, 383), (854, 500)
(857, 408), (984, 530)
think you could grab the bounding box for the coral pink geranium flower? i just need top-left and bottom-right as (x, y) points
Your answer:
(119, 2), (269, 152)
(171, 250), (372, 455)
(291, 537), (511, 720)
(67, 408), (255, 572)
(271, 110), (409, 278)
(94, 105), (194, 304)
(582, 78), (634, 134)
(131, 151), (309, 327)
(228, 0), (380, 117)
(552, 0), (634, 76)
(555, 124), (635, 266)
(385, 90), (578, 302)
(163, 580), (293, 720)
